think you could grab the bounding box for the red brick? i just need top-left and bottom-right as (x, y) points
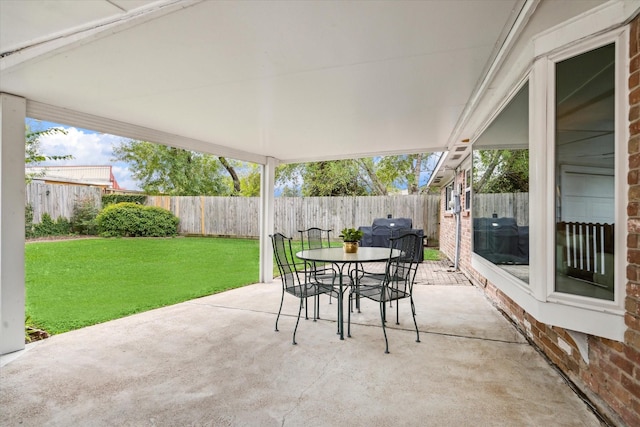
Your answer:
(626, 341), (640, 364)
(622, 372), (640, 400)
(600, 337), (626, 353)
(610, 351), (635, 376)
(632, 120), (640, 136)
(630, 135), (640, 155)
(631, 73), (640, 94)
(626, 297), (640, 316)
(602, 359), (623, 381)
(626, 312), (640, 332)
(628, 282), (640, 298)
(629, 202), (640, 217)
(629, 249), (640, 265)
(629, 234), (639, 249)
(626, 329), (640, 351)
(631, 86), (640, 105)
(607, 380), (631, 406)
(630, 217), (640, 234)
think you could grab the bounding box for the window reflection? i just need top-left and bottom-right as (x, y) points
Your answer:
(472, 83), (529, 283)
(554, 44), (615, 300)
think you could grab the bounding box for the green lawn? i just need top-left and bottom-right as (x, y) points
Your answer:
(424, 248), (442, 261)
(26, 237), (259, 334)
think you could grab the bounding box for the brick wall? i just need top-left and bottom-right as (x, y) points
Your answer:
(439, 16), (640, 426)
(438, 169), (473, 271)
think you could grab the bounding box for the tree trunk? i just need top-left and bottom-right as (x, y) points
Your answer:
(219, 157), (241, 194)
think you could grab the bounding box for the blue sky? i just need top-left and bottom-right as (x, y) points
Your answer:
(27, 119), (140, 191)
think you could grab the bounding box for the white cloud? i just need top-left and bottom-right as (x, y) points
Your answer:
(37, 127), (141, 191)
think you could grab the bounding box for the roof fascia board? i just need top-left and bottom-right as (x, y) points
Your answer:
(1, 0), (201, 72)
(425, 151), (450, 188)
(446, 0), (539, 151)
(533, 0), (640, 58)
(26, 100), (269, 165)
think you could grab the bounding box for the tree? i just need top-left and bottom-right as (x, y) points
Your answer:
(473, 149), (528, 193)
(218, 156), (241, 195)
(25, 125), (73, 182)
(113, 140), (236, 196)
(374, 153), (440, 195)
(239, 163), (261, 197)
(276, 153), (440, 197)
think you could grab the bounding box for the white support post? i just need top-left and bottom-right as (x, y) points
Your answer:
(259, 156), (277, 283)
(0, 93), (26, 355)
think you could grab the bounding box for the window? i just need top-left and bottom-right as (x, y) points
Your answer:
(470, 8), (628, 341)
(554, 44), (616, 301)
(464, 169), (471, 211)
(445, 182), (454, 212)
(472, 83), (530, 284)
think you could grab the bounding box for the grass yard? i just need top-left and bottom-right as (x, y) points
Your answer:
(26, 237), (259, 335)
(424, 248), (442, 261)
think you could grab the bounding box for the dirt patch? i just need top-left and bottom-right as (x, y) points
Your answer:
(25, 327), (50, 343)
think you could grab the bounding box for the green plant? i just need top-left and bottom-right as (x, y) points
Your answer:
(25, 204), (35, 238)
(71, 196), (100, 235)
(29, 213), (72, 238)
(96, 202), (179, 237)
(340, 227), (364, 242)
(102, 194), (147, 206)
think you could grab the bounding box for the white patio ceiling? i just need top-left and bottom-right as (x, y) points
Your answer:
(0, 0), (524, 166)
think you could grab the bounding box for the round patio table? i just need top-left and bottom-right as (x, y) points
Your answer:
(296, 247), (401, 340)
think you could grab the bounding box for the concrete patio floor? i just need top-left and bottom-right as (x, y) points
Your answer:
(1, 261), (606, 426)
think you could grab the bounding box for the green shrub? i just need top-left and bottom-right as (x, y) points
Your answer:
(102, 194), (147, 206)
(71, 196), (99, 235)
(25, 204), (35, 238)
(31, 213), (72, 237)
(96, 202), (179, 237)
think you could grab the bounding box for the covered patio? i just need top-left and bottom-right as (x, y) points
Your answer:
(1, 261), (604, 426)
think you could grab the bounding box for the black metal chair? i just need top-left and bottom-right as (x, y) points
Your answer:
(270, 233), (338, 345)
(348, 232), (421, 353)
(298, 227), (338, 314)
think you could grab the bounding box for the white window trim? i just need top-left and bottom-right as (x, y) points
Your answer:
(464, 168), (472, 212)
(445, 181), (454, 213)
(470, 23), (629, 342)
(543, 28), (628, 315)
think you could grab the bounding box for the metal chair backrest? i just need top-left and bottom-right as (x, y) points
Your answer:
(387, 232), (421, 294)
(299, 227), (332, 250)
(270, 233), (299, 290)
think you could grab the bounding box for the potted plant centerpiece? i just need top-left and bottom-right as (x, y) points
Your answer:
(340, 227), (364, 253)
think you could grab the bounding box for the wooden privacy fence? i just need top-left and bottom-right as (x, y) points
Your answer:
(473, 192), (529, 226)
(147, 195), (441, 242)
(25, 183), (440, 242)
(26, 182), (102, 223)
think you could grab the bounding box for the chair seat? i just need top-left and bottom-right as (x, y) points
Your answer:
(285, 282), (336, 299)
(352, 284), (410, 303)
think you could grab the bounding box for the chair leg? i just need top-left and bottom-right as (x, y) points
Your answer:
(275, 290), (285, 332)
(293, 298), (303, 345)
(411, 296), (420, 343)
(347, 292), (352, 338)
(379, 300), (389, 354)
